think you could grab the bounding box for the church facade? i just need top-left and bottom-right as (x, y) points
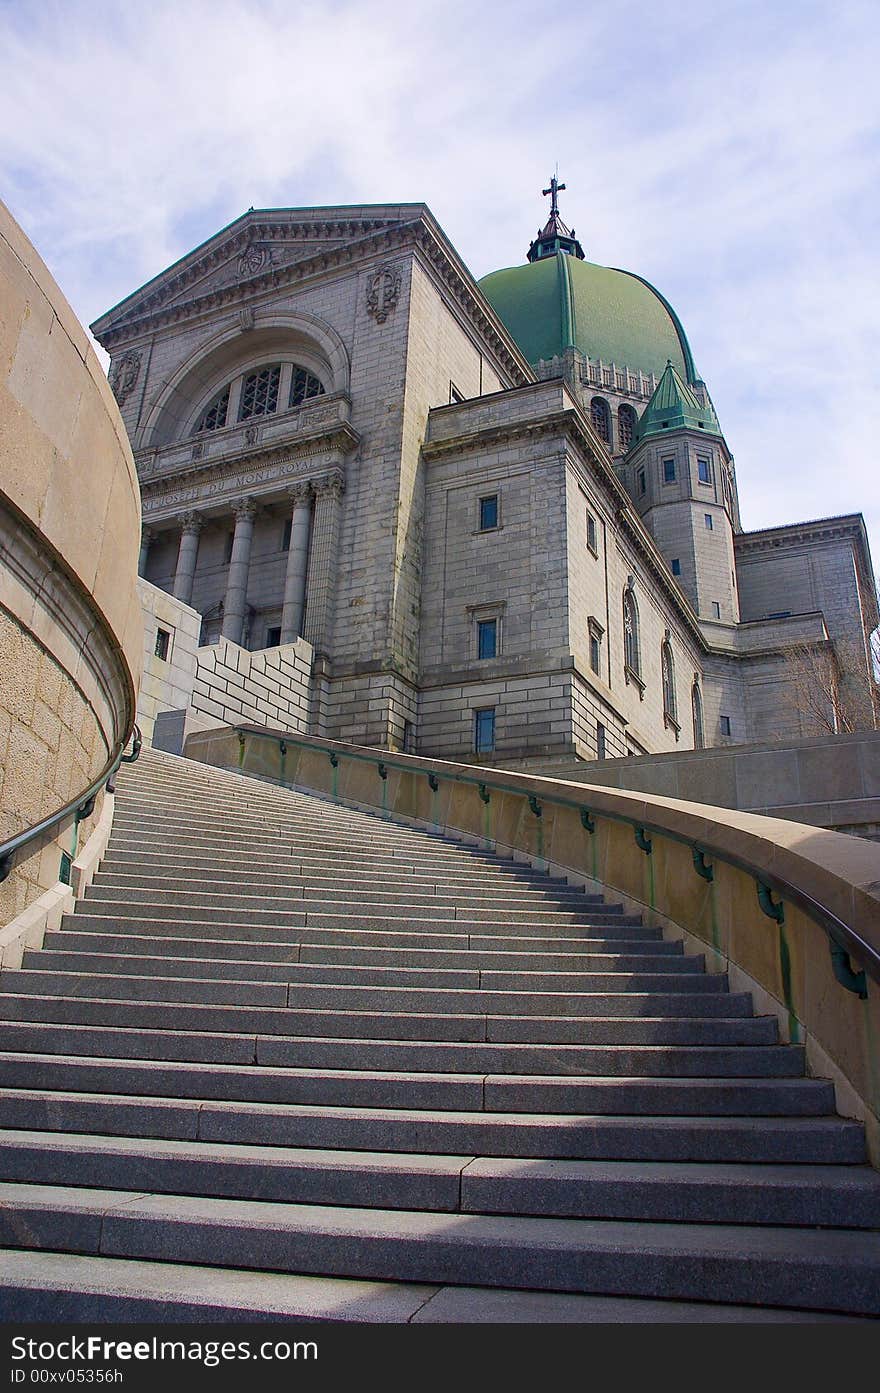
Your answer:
(91, 192), (878, 765)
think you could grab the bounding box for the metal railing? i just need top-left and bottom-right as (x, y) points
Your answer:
(232, 723), (878, 999)
(0, 725), (142, 886)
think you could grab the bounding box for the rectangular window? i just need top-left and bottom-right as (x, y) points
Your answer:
(596, 722), (606, 760)
(282, 519), (292, 551)
(589, 633), (601, 675)
(238, 364), (281, 421)
(711, 601), (721, 619)
(671, 558), (681, 576)
(586, 513), (597, 554)
(662, 458), (676, 483)
(265, 626), (282, 648)
(402, 719), (414, 753)
(697, 457), (712, 485)
(638, 468), (646, 495)
(154, 627), (170, 661)
(720, 715), (731, 737)
(474, 707), (496, 754)
(704, 513), (714, 530)
(477, 618), (497, 660)
(479, 495), (499, 531)
(224, 531), (234, 564)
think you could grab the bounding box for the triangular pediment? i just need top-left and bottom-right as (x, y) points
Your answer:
(91, 205), (427, 342)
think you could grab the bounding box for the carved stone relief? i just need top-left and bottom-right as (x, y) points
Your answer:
(109, 350), (142, 406)
(365, 263), (402, 323)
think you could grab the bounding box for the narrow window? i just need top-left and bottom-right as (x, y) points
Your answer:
(265, 626), (282, 648)
(238, 364), (281, 421)
(661, 639), (677, 724)
(711, 601), (721, 619)
(663, 458), (676, 484)
(671, 558), (681, 576)
(586, 513), (598, 554)
(590, 397), (611, 446)
(479, 495), (499, 531)
(192, 385), (230, 436)
(474, 708), (496, 753)
(596, 722), (606, 760)
(224, 532), (234, 565)
(692, 682), (704, 749)
(282, 519), (292, 551)
(588, 619), (604, 677)
(720, 715), (732, 737)
(697, 457), (712, 485)
(402, 720), (415, 753)
(704, 513), (714, 531)
(618, 404), (636, 451)
(623, 588), (640, 677)
(154, 627), (170, 661)
(638, 468), (646, 496)
(477, 618), (497, 660)
(289, 366), (325, 407)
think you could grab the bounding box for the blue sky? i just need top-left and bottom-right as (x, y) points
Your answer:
(2, 0), (878, 569)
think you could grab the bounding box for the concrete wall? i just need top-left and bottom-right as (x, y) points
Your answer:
(525, 729), (880, 838)
(0, 199), (141, 924)
(137, 580), (201, 745)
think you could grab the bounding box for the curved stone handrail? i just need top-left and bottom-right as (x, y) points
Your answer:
(185, 724), (880, 1162)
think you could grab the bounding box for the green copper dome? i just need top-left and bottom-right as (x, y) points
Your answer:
(478, 253), (698, 384)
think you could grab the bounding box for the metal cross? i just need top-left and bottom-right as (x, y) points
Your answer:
(542, 174), (565, 216)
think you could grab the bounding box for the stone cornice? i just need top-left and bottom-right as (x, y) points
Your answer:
(135, 422), (359, 491)
(92, 211), (534, 388)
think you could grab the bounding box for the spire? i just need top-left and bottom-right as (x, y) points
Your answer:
(527, 173), (585, 263)
(634, 360), (721, 444)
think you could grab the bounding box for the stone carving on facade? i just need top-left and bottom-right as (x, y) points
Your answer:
(238, 244), (267, 277)
(179, 510), (203, 536)
(288, 480), (313, 508)
(191, 442), (204, 461)
(244, 424), (260, 447)
(109, 350), (141, 406)
(239, 306), (255, 332)
(313, 470), (346, 500)
(234, 497), (258, 523)
(365, 263), (402, 323)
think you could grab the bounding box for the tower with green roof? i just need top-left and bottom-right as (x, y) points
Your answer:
(479, 183), (742, 627)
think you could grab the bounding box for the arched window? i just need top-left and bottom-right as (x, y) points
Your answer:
(190, 361), (326, 437)
(618, 403), (636, 452)
(191, 385), (230, 435)
(662, 639), (677, 725)
(692, 680), (704, 749)
(623, 587), (640, 678)
(239, 363), (281, 420)
(591, 397), (611, 446)
(290, 366), (325, 407)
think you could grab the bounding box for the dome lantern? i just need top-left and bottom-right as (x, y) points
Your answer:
(527, 174), (585, 263)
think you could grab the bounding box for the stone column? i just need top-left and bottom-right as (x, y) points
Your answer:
(303, 472), (345, 655)
(221, 498), (258, 645)
(280, 482), (313, 644)
(138, 527), (154, 578)
(172, 512), (202, 605)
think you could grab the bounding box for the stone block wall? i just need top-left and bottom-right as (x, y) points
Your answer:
(191, 636), (312, 734)
(137, 580), (201, 744)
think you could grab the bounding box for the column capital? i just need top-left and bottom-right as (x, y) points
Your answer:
(313, 470), (345, 501)
(141, 525), (155, 544)
(233, 496), (258, 523)
(179, 511), (203, 536)
(287, 480), (314, 508)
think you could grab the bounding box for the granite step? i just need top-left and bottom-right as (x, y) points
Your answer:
(1, 1183), (876, 1314)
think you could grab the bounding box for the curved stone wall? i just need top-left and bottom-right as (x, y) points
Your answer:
(0, 200), (142, 923)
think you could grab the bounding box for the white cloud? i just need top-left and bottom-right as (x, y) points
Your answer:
(1, 0), (878, 565)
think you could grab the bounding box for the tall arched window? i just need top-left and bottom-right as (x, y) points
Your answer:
(692, 680), (704, 749)
(618, 403), (636, 452)
(623, 587), (640, 678)
(591, 397), (611, 446)
(662, 638), (677, 726)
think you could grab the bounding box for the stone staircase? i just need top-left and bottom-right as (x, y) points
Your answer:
(0, 746), (878, 1322)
